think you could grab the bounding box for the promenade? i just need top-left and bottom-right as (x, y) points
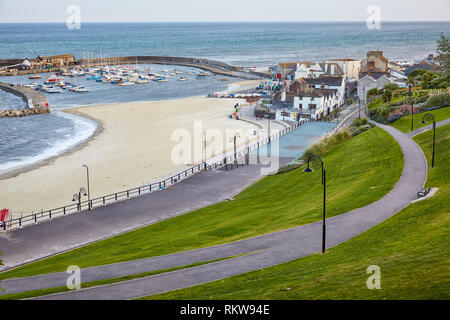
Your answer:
(0, 105), (440, 299)
(0, 114), (432, 299)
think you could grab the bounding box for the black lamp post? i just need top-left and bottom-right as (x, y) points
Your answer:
(203, 131), (207, 170)
(72, 187), (87, 211)
(229, 133), (240, 167)
(409, 84), (414, 132)
(304, 154), (326, 254)
(82, 164), (91, 210)
(358, 96), (361, 120)
(264, 114), (271, 157)
(421, 113), (436, 168)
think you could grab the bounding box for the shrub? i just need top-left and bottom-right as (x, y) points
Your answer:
(367, 87), (381, 96)
(352, 118), (363, 127)
(384, 83), (399, 91)
(300, 129), (352, 161)
(382, 89), (393, 102)
(424, 93), (450, 108)
(367, 97), (384, 110)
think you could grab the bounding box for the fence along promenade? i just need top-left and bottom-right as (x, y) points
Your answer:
(1, 120), (310, 232)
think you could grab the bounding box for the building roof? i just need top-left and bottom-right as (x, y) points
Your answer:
(301, 76), (344, 87)
(359, 71), (390, 80)
(273, 87), (337, 102)
(279, 62), (298, 68)
(328, 58), (358, 61)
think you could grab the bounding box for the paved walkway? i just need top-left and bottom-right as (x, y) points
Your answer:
(0, 105), (300, 271)
(408, 118), (450, 137)
(0, 156), (293, 271)
(0, 119), (429, 299)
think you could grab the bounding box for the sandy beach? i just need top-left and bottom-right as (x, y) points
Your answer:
(1, 81), (263, 217)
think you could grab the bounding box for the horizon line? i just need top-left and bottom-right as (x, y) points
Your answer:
(1, 20), (450, 24)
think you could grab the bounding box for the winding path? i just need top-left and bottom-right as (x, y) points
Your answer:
(0, 118), (430, 299)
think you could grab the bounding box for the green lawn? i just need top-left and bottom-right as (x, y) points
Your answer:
(142, 124), (450, 300)
(389, 107), (450, 133)
(0, 127), (403, 280)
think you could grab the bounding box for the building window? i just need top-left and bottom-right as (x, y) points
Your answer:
(309, 104), (316, 110)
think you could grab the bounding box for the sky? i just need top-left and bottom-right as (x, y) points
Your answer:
(0, 0), (449, 23)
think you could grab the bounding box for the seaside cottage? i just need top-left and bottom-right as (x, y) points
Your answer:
(326, 59), (361, 80)
(357, 50), (396, 103)
(271, 80), (340, 121)
(293, 62), (344, 79)
(360, 50), (390, 74)
(299, 76), (346, 106)
(31, 54), (75, 69)
(272, 61), (345, 81)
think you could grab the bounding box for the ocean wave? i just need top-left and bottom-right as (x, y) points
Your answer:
(0, 111), (97, 175)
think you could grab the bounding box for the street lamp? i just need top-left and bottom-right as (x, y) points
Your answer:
(229, 133), (240, 167)
(202, 131), (207, 170)
(304, 154), (326, 254)
(409, 83), (414, 132)
(362, 86), (366, 108)
(358, 96), (361, 120)
(72, 187), (87, 211)
(421, 113), (436, 168)
(264, 114), (271, 157)
(82, 164), (91, 210)
(264, 114), (271, 143)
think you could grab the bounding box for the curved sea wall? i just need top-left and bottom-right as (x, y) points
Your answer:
(0, 82), (49, 118)
(77, 56), (271, 80)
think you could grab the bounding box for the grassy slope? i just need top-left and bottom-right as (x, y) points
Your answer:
(0, 253), (250, 300)
(390, 107), (450, 133)
(143, 124), (450, 300)
(0, 128), (403, 280)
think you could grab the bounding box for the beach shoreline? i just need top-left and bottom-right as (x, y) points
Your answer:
(0, 80), (261, 216)
(0, 79), (259, 181)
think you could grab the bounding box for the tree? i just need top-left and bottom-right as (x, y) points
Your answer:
(382, 89), (393, 102)
(367, 87), (380, 96)
(384, 83), (399, 91)
(437, 32), (449, 75)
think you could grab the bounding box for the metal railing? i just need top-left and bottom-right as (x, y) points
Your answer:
(1, 120), (308, 232)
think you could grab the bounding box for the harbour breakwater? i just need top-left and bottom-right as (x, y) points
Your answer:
(0, 56), (271, 79)
(0, 82), (49, 118)
(77, 56), (271, 80)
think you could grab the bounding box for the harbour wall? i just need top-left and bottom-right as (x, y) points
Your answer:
(0, 82), (50, 118)
(76, 56), (271, 80)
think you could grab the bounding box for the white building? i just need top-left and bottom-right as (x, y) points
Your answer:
(300, 76), (346, 106)
(272, 80), (341, 121)
(294, 62), (344, 79)
(326, 59), (361, 80)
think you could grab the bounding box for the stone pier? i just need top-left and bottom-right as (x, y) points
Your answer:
(0, 82), (50, 118)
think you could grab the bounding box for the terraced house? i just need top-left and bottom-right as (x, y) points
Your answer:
(271, 78), (342, 121)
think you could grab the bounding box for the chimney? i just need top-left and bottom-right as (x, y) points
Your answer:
(281, 91), (286, 102)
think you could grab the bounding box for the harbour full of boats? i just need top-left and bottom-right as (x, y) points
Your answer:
(22, 65), (214, 94)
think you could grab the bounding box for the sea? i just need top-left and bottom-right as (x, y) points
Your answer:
(1, 22), (449, 174)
